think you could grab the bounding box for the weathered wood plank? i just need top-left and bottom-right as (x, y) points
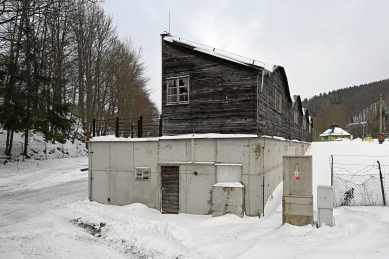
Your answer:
(161, 38), (312, 141)
(161, 166), (179, 214)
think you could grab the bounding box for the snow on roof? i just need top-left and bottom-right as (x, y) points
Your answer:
(91, 133), (259, 142)
(163, 34), (275, 73)
(90, 134), (314, 143)
(320, 127), (350, 137)
(90, 135), (159, 142)
(213, 182), (244, 188)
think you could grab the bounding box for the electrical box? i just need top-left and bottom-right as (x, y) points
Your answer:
(282, 156), (313, 226)
(317, 185), (334, 227)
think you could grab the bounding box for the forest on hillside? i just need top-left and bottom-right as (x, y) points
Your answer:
(302, 79), (389, 140)
(0, 0), (158, 157)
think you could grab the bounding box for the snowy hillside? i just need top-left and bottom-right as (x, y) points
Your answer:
(1, 138), (389, 258)
(0, 129), (88, 163)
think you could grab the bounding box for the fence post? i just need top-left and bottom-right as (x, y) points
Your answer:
(331, 155), (333, 186)
(138, 116), (143, 138)
(159, 115), (163, 137)
(45, 142), (47, 160)
(93, 119), (96, 137)
(131, 122), (134, 138)
(115, 117), (119, 138)
(377, 161), (386, 206)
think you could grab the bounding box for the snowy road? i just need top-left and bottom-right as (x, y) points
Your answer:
(0, 158), (88, 227)
(0, 179), (86, 227)
(1, 141), (389, 258)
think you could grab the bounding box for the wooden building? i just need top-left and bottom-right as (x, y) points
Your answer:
(161, 33), (312, 142)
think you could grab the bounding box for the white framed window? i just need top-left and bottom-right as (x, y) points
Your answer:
(166, 76), (189, 104)
(274, 89), (282, 113)
(135, 167), (150, 180)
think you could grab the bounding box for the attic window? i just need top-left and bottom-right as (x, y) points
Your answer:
(167, 76), (189, 104)
(274, 89), (282, 113)
(135, 167), (150, 180)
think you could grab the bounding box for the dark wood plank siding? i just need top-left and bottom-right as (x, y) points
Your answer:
(257, 69), (293, 139)
(161, 37), (312, 142)
(161, 166), (179, 214)
(162, 41), (258, 135)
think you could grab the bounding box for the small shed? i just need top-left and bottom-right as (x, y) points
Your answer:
(320, 123), (350, 141)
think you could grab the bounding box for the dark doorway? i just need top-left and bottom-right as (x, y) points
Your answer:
(161, 166), (179, 214)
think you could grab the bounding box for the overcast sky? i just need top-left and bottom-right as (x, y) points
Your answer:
(102, 0), (389, 110)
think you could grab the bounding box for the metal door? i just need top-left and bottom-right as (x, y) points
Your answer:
(161, 166), (179, 214)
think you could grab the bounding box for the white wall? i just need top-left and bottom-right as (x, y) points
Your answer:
(89, 136), (310, 216)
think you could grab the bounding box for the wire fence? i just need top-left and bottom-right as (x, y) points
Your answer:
(331, 155), (389, 207)
(93, 115), (161, 138)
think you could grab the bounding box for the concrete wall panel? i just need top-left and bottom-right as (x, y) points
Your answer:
(109, 143), (134, 171)
(159, 139), (188, 162)
(185, 165), (215, 214)
(90, 170), (110, 204)
(133, 172), (160, 210)
(216, 165), (242, 182)
(212, 186), (244, 217)
(133, 141), (159, 170)
(90, 143), (110, 171)
(216, 139), (246, 164)
(247, 174), (262, 216)
(110, 171), (133, 205)
(193, 139), (217, 162)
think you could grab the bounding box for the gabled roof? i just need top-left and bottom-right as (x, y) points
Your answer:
(162, 32), (274, 72)
(320, 127), (350, 137)
(292, 95), (303, 116)
(161, 32), (293, 103)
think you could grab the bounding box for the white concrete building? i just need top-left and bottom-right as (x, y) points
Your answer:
(88, 134), (309, 216)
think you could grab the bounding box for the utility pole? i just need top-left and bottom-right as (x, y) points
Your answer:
(378, 94), (385, 144)
(379, 94), (383, 134)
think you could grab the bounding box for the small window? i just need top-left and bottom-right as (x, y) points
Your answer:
(135, 167), (150, 180)
(274, 89), (282, 113)
(166, 77), (189, 104)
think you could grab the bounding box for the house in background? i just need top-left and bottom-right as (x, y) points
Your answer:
(161, 33), (313, 142)
(320, 122), (351, 141)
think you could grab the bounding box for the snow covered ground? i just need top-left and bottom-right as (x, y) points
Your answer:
(1, 138), (389, 258)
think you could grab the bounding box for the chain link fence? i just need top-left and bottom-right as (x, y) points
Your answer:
(332, 155), (389, 207)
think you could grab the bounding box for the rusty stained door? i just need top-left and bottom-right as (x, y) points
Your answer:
(161, 166), (179, 214)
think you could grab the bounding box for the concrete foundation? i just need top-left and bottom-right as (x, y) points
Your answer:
(212, 183), (244, 217)
(282, 195), (313, 226)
